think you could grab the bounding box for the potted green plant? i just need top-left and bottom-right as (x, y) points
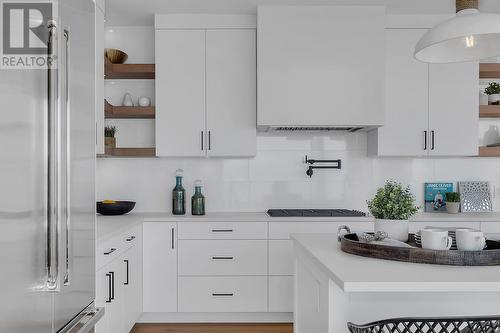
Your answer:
(485, 82), (500, 105)
(104, 126), (117, 154)
(445, 192), (460, 214)
(367, 180), (419, 242)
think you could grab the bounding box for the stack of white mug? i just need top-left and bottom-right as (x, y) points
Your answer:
(421, 228), (486, 251)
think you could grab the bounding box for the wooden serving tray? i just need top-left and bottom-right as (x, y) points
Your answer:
(340, 233), (500, 266)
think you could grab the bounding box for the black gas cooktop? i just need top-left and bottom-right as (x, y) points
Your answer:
(267, 209), (366, 217)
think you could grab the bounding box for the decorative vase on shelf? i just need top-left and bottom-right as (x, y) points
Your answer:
(191, 180), (205, 216)
(485, 82), (500, 105)
(488, 94), (500, 105)
(374, 219), (409, 242)
(122, 92), (134, 106)
(172, 169), (186, 215)
(138, 96), (151, 107)
(480, 92), (488, 106)
(367, 180), (419, 243)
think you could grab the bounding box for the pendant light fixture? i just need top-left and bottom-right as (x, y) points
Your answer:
(415, 0), (500, 63)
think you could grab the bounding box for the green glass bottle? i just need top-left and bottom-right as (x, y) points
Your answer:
(172, 169), (185, 215)
(191, 180), (205, 216)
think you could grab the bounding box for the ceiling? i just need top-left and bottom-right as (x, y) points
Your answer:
(105, 0), (500, 26)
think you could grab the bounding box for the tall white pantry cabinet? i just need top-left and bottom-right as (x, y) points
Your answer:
(368, 19), (479, 157)
(155, 15), (257, 157)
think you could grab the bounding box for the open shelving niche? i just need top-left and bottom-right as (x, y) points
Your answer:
(99, 57), (156, 158)
(478, 63), (500, 157)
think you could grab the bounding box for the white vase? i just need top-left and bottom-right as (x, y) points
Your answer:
(122, 93), (134, 106)
(488, 94), (500, 104)
(480, 92), (488, 106)
(138, 96), (151, 107)
(374, 219), (409, 242)
(446, 202), (460, 214)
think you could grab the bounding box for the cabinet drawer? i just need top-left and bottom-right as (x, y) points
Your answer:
(269, 221), (373, 239)
(178, 277), (267, 312)
(96, 227), (141, 271)
(269, 240), (293, 275)
(269, 276), (294, 312)
(179, 240), (267, 275)
(178, 222), (267, 239)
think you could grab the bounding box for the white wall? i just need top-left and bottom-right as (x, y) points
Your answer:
(97, 26), (500, 213)
(96, 131), (500, 213)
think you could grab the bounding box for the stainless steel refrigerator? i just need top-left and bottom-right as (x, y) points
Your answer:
(0, 0), (101, 332)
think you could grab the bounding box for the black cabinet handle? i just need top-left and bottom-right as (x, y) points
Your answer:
(212, 256), (234, 260)
(423, 130), (427, 150)
(103, 248), (116, 255)
(208, 131), (211, 151)
(211, 229), (233, 233)
(110, 272), (115, 300)
(171, 227), (175, 249)
(126, 236), (135, 242)
(212, 293), (234, 297)
(124, 260), (129, 285)
(105, 273), (112, 303)
(431, 130), (435, 150)
(201, 131), (204, 151)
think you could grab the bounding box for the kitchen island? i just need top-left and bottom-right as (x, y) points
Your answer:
(292, 234), (500, 333)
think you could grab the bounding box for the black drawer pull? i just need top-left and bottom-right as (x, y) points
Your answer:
(212, 293), (234, 297)
(105, 273), (112, 303)
(212, 256), (234, 260)
(109, 271), (115, 300)
(124, 260), (129, 285)
(211, 229), (233, 233)
(103, 248), (116, 255)
(126, 236), (135, 242)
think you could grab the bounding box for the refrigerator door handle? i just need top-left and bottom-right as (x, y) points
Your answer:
(63, 28), (71, 286)
(46, 19), (60, 291)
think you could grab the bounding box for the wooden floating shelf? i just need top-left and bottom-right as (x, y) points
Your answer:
(105, 57), (155, 79)
(105, 100), (155, 119)
(480, 63), (500, 79)
(480, 105), (500, 118)
(479, 146), (500, 157)
(98, 147), (156, 158)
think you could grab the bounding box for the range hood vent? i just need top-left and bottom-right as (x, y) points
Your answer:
(268, 126), (364, 132)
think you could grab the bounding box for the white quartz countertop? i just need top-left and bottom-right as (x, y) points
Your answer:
(292, 233), (500, 293)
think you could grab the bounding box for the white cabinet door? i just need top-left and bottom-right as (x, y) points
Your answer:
(94, 267), (110, 333)
(257, 6), (385, 128)
(156, 30), (206, 157)
(95, 5), (105, 155)
(107, 259), (124, 333)
(122, 238), (142, 332)
(143, 222), (177, 312)
(374, 29), (429, 156)
(206, 29), (256, 157)
(428, 62), (479, 156)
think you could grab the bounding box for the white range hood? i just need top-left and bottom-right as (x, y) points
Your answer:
(257, 6), (386, 132)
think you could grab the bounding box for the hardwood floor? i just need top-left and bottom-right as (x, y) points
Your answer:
(131, 323), (293, 333)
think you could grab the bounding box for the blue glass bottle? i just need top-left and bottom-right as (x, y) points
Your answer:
(172, 169), (185, 215)
(191, 180), (205, 216)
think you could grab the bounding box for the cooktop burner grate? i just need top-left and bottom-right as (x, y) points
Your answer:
(267, 209), (366, 217)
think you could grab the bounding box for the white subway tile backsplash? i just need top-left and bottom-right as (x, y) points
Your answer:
(96, 133), (500, 212)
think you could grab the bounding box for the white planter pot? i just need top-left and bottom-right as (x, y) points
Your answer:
(446, 202), (460, 214)
(488, 94), (500, 104)
(374, 219), (409, 242)
(480, 92), (489, 106)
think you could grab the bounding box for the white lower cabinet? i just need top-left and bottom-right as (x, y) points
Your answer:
(178, 277), (267, 312)
(269, 276), (294, 312)
(143, 222), (177, 312)
(95, 226), (142, 333)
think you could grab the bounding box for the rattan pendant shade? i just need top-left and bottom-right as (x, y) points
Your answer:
(415, 0), (500, 63)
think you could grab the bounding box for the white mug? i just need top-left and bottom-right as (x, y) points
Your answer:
(421, 229), (452, 250)
(456, 229), (486, 251)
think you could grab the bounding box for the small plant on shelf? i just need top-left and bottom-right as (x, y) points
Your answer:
(104, 125), (116, 138)
(485, 82), (500, 105)
(104, 126), (117, 154)
(445, 192), (461, 214)
(367, 180), (419, 242)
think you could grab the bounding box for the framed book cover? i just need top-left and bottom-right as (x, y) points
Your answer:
(424, 182), (454, 213)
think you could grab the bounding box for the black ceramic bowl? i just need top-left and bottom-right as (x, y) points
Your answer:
(97, 201), (136, 216)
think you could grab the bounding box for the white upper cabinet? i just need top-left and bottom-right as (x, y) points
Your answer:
(428, 62), (479, 156)
(155, 15), (257, 157)
(155, 30), (206, 157)
(257, 6), (385, 130)
(369, 26), (479, 157)
(374, 29), (430, 156)
(206, 30), (257, 157)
